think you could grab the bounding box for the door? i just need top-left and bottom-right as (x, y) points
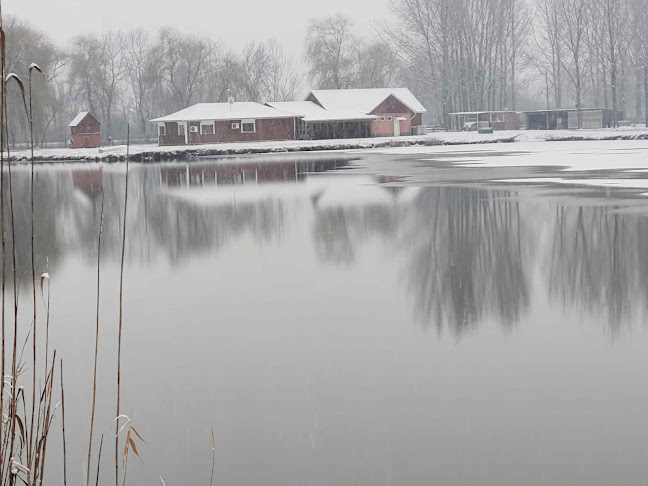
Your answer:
(394, 118), (400, 137)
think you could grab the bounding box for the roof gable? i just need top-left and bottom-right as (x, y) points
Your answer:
(69, 112), (100, 127)
(307, 88), (426, 115)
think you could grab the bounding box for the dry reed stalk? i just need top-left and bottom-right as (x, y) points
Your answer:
(5, 75), (21, 484)
(87, 193), (104, 486)
(115, 125), (130, 486)
(116, 417), (143, 486)
(210, 428), (215, 486)
(41, 272), (49, 385)
(35, 351), (55, 486)
(0, 20), (6, 486)
(0, 14), (57, 486)
(60, 360), (67, 486)
(95, 434), (104, 486)
(27, 62), (43, 483)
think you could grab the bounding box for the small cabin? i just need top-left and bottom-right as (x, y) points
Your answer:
(69, 112), (101, 148)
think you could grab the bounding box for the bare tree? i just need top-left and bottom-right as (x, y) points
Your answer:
(597, 0), (629, 126)
(353, 40), (400, 88)
(559, 0), (588, 127)
(264, 39), (301, 102)
(124, 28), (162, 141)
(305, 14), (356, 89)
(240, 41), (271, 102)
(96, 31), (126, 140)
(530, 0), (564, 109)
(159, 28), (216, 110)
(69, 35), (100, 116)
(630, 0), (648, 125)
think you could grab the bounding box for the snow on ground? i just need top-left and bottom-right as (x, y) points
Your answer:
(370, 139), (648, 171)
(368, 138), (648, 194)
(495, 177), (648, 192)
(6, 127), (648, 163)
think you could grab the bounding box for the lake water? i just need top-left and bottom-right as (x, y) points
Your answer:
(7, 141), (648, 485)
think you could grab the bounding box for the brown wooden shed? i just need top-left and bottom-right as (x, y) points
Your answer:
(69, 112), (101, 148)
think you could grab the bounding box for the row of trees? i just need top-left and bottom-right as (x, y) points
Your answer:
(531, 0), (648, 128)
(6, 14), (402, 146)
(6, 19), (307, 145)
(5, 0), (648, 145)
(388, 0), (648, 127)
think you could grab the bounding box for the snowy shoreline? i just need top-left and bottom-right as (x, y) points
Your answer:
(7, 127), (648, 163)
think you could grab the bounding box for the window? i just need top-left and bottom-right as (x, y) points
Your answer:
(178, 123), (186, 136)
(158, 124), (166, 136)
(388, 116), (393, 121)
(201, 122), (214, 135)
(381, 117), (385, 121)
(241, 119), (256, 133)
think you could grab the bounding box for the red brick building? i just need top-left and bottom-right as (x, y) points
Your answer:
(69, 112), (101, 148)
(151, 102), (297, 146)
(306, 88), (427, 137)
(151, 89), (427, 146)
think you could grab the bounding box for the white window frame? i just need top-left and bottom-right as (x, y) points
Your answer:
(158, 123), (166, 136)
(241, 119), (256, 133)
(178, 123), (186, 136)
(381, 116), (386, 121)
(387, 116), (393, 121)
(200, 121), (215, 135)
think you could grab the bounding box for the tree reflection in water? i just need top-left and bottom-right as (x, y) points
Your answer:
(403, 188), (530, 337)
(1, 161), (647, 338)
(547, 205), (648, 336)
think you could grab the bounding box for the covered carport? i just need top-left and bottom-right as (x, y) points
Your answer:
(267, 101), (378, 140)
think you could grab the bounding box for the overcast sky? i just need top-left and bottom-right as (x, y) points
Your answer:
(5, 0), (390, 61)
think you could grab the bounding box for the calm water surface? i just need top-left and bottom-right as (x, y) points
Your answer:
(9, 143), (648, 485)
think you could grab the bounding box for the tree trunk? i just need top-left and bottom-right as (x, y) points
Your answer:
(644, 66), (648, 127)
(611, 65), (618, 127)
(576, 57), (583, 128)
(635, 71), (642, 124)
(603, 62), (609, 109)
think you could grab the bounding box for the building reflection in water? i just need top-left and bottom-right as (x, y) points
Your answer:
(1, 159), (647, 338)
(159, 158), (354, 188)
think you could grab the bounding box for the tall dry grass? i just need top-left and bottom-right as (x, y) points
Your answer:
(0, 2), (144, 484)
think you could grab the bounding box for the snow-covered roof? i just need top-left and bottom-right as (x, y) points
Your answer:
(150, 102), (296, 123)
(308, 88), (427, 115)
(449, 111), (516, 115)
(266, 101), (377, 122)
(521, 108), (610, 113)
(69, 112), (96, 127)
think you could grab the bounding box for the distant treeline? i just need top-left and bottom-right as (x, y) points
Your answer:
(5, 0), (648, 144)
